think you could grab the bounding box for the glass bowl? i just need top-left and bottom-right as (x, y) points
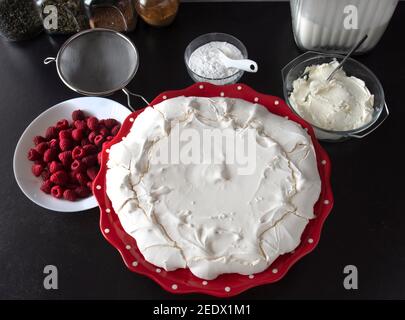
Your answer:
(184, 33), (248, 85)
(281, 51), (389, 142)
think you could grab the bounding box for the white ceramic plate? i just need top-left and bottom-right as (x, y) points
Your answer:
(13, 97), (131, 212)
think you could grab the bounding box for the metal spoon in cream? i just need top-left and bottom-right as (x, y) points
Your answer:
(289, 60), (374, 131)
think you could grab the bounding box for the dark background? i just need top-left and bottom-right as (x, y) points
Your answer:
(0, 2), (404, 299)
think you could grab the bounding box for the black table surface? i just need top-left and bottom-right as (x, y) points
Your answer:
(1, 2), (404, 300)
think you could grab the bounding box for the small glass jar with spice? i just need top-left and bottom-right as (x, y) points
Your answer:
(0, 0), (43, 41)
(84, 0), (137, 32)
(35, 0), (90, 35)
(135, 0), (179, 27)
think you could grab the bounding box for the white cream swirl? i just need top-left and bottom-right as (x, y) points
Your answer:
(289, 60), (374, 131)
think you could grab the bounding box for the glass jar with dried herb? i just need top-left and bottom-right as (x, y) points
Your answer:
(35, 0), (89, 34)
(84, 0), (137, 32)
(135, 0), (179, 27)
(0, 0), (43, 41)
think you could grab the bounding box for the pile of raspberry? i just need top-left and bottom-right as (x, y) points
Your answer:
(27, 110), (121, 201)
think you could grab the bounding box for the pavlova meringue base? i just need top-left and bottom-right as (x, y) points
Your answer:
(106, 96), (321, 280)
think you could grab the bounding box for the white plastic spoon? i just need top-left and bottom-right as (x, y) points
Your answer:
(217, 50), (258, 73)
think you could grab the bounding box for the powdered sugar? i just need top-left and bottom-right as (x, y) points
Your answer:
(188, 41), (244, 80)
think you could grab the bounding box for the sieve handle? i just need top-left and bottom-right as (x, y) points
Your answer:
(122, 88), (150, 112)
(44, 57), (56, 65)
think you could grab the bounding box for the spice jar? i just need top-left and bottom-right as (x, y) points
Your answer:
(36, 0), (89, 34)
(0, 0), (43, 41)
(84, 0), (137, 32)
(135, 0), (179, 27)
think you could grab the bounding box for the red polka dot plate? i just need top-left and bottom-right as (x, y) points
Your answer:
(93, 83), (334, 297)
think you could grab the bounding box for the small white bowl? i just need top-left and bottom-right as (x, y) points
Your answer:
(13, 97), (131, 213)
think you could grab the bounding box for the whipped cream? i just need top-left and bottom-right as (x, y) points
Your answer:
(289, 60), (374, 131)
(106, 96), (321, 280)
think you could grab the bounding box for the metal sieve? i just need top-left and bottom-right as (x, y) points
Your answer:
(44, 28), (148, 111)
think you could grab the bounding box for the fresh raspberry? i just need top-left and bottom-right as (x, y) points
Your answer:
(76, 172), (89, 186)
(86, 166), (99, 181)
(99, 127), (109, 137)
(31, 164), (44, 177)
(110, 124), (121, 136)
(104, 118), (118, 129)
(82, 155), (97, 167)
(72, 146), (85, 160)
(63, 189), (77, 201)
(34, 159), (45, 166)
(71, 159), (85, 172)
(97, 152), (102, 165)
(73, 120), (87, 131)
(35, 142), (48, 155)
(56, 119), (69, 131)
(27, 148), (41, 161)
(88, 131), (97, 143)
(51, 185), (64, 198)
(94, 135), (104, 147)
(87, 117), (99, 131)
(58, 129), (71, 140)
(86, 181), (93, 190)
(41, 170), (51, 181)
(58, 151), (73, 167)
(71, 128), (83, 142)
(48, 138), (59, 150)
(80, 138), (90, 147)
(49, 161), (64, 174)
(83, 144), (98, 155)
(43, 148), (58, 163)
(45, 126), (58, 140)
(75, 185), (91, 198)
(59, 138), (73, 151)
(72, 109), (85, 121)
(40, 180), (53, 194)
(106, 136), (113, 142)
(33, 135), (46, 145)
(68, 170), (78, 182)
(50, 170), (69, 186)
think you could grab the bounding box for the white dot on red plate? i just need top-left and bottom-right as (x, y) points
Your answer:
(324, 199), (330, 205)
(129, 117), (134, 122)
(225, 286), (231, 292)
(125, 245), (131, 250)
(308, 238), (314, 244)
(132, 261), (138, 267)
(162, 95), (167, 100)
(96, 185), (101, 190)
(254, 97), (259, 102)
(220, 92), (225, 97)
(171, 284), (178, 290)
(237, 86), (242, 91)
(104, 228), (110, 234)
(275, 100), (280, 105)
(156, 268), (161, 273)
(202, 281), (208, 286)
(199, 85), (204, 89)
(321, 160), (327, 165)
(249, 275), (254, 279)
(272, 268), (278, 274)
(106, 208), (111, 213)
(106, 149), (110, 153)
